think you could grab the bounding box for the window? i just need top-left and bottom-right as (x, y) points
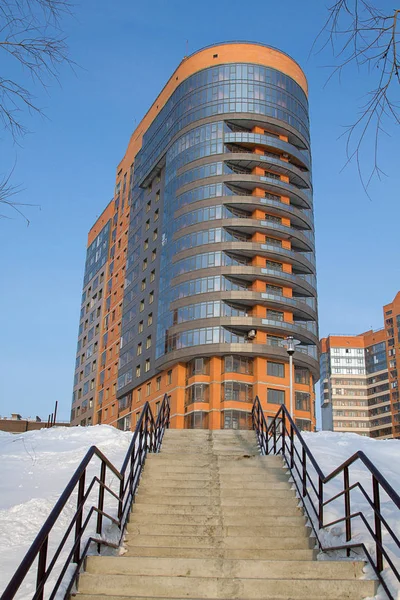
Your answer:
(146, 201), (151, 213)
(295, 391), (310, 411)
(267, 309), (284, 322)
(185, 383), (209, 405)
(295, 419), (311, 432)
(136, 365), (141, 378)
(266, 284), (282, 295)
(137, 343), (142, 356)
(146, 382), (151, 396)
(137, 388), (142, 401)
(295, 367), (310, 385)
(267, 361), (285, 377)
(142, 258), (147, 271)
(144, 239), (149, 250)
(145, 359), (150, 372)
(138, 321), (144, 333)
(150, 270), (155, 282)
(155, 401), (160, 415)
(167, 370), (172, 385)
(223, 355), (253, 374)
(151, 249), (157, 262)
(155, 191), (160, 202)
(153, 229), (158, 241)
(268, 388), (285, 404)
(147, 313), (153, 326)
(141, 278), (146, 291)
(154, 209), (159, 221)
(156, 376), (161, 390)
(266, 260), (283, 271)
(146, 336), (152, 349)
(145, 219), (150, 231)
(187, 357), (209, 377)
(140, 299), (145, 312)
(265, 236), (282, 247)
(223, 382), (253, 402)
(149, 291), (154, 304)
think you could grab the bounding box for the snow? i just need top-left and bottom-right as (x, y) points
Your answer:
(0, 425), (133, 599)
(0, 426), (399, 599)
(295, 431), (400, 600)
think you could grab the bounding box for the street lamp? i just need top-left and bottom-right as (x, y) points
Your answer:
(284, 336), (300, 418)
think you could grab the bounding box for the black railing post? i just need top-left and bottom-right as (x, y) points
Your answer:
(273, 421), (277, 454)
(372, 475), (383, 572)
(318, 476), (323, 529)
(118, 475), (124, 522)
(290, 424), (294, 469)
(302, 446), (307, 497)
(96, 461), (106, 536)
(281, 412), (286, 457)
(36, 537), (48, 600)
(344, 466), (351, 554)
(73, 471), (85, 564)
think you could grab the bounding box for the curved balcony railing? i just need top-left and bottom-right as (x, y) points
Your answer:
(261, 317), (318, 340)
(261, 243), (316, 267)
(261, 268), (317, 292)
(224, 132), (311, 169)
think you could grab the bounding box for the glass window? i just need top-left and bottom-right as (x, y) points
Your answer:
(222, 410), (251, 430)
(223, 355), (253, 374)
(223, 382), (253, 402)
(267, 388), (285, 404)
(295, 391), (310, 411)
(187, 357), (210, 377)
(185, 384), (209, 405)
(267, 362), (285, 377)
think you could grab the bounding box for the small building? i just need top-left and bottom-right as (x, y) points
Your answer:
(0, 414), (70, 434)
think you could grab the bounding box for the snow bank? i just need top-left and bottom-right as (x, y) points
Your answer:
(296, 431), (400, 600)
(0, 425), (132, 599)
(0, 426), (399, 600)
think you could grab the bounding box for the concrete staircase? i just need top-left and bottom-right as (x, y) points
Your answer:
(75, 429), (376, 599)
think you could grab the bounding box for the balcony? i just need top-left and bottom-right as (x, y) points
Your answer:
(224, 132), (311, 170)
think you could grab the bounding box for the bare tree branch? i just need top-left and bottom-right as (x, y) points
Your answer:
(313, 1), (400, 193)
(0, 0), (74, 221)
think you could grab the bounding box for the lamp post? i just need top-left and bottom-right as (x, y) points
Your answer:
(284, 336), (300, 419)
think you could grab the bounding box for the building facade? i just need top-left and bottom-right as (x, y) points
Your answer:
(321, 292), (400, 439)
(320, 331), (391, 438)
(71, 42), (319, 430)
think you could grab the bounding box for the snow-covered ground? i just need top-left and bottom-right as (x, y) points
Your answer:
(0, 426), (399, 599)
(0, 425), (133, 599)
(298, 431), (400, 600)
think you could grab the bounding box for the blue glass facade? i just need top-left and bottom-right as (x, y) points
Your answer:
(117, 56), (319, 396)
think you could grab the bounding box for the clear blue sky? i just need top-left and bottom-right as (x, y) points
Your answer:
(0, 0), (398, 422)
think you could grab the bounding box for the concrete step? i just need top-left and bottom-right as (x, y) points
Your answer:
(128, 513), (306, 527)
(77, 596), (338, 600)
(131, 504), (303, 517)
(138, 480), (291, 491)
(123, 547), (317, 560)
(134, 495), (299, 507)
(126, 524), (310, 538)
(85, 556), (365, 580)
(125, 535), (314, 550)
(143, 473), (289, 484)
(137, 488), (294, 499)
(77, 573), (376, 598)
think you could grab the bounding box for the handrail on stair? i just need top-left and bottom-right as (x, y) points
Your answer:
(251, 396), (400, 600)
(0, 394), (170, 600)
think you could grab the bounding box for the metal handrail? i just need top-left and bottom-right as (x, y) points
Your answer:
(1, 395), (170, 600)
(251, 396), (400, 600)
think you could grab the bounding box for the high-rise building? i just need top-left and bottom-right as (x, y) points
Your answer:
(71, 42), (319, 431)
(321, 291), (400, 439)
